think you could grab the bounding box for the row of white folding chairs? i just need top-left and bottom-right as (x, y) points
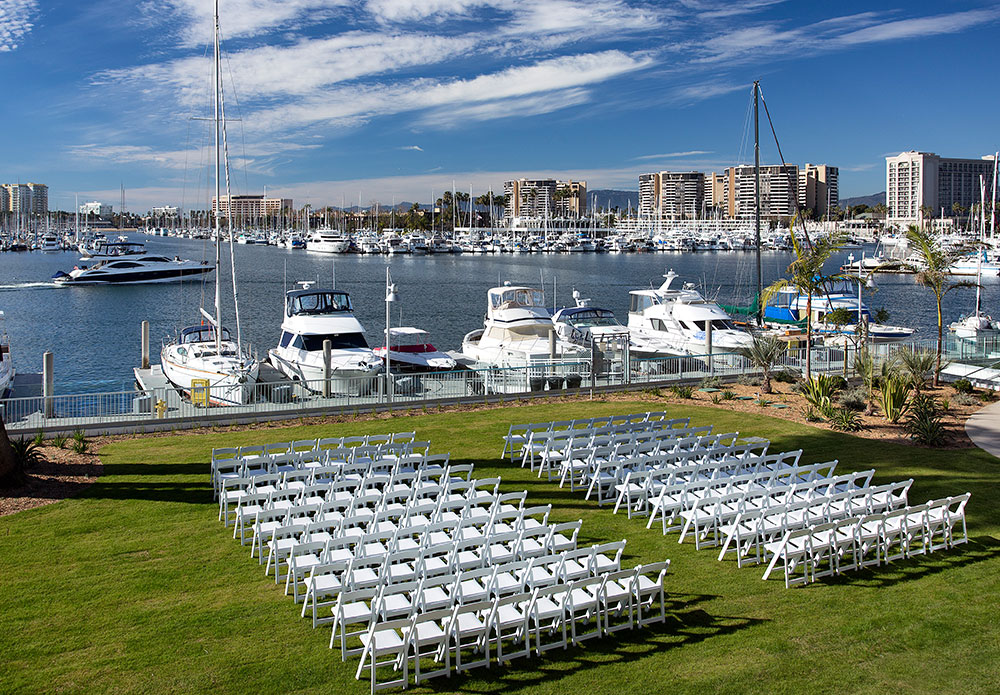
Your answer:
(762, 493), (970, 587)
(329, 542), (631, 651)
(520, 419), (698, 468)
(647, 466), (875, 536)
(610, 446), (794, 518)
(353, 561), (670, 692)
(303, 536), (626, 630)
(221, 457), (464, 527)
(244, 478), (517, 552)
(674, 464), (879, 550)
(525, 423), (714, 473)
(212, 430), (419, 470)
(501, 412), (674, 461)
(213, 443), (435, 496)
(559, 432), (768, 494)
(717, 479), (915, 567)
(258, 491), (541, 569)
(592, 444), (789, 508)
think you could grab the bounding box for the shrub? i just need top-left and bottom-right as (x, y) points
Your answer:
(721, 390), (736, 401)
(699, 376), (722, 389)
(897, 347), (938, 393)
(878, 376), (910, 423)
(981, 390), (998, 403)
(836, 386), (868, 412)
(906, 394), (946, 446)
(50, 434), (67, 449)
(32, 431), (44, 446)
(830, 408), (864, 432)
(710, 394), (722, 405)
(773, 370), (798, 384)
(755, 397), (770, 407)
(671, 384), (695, 399)
(941, 398), (950, 412)
(71, 430), (89, 455)
(802, 406), (822, 422)
(802, 374), (839, 410)
(737, 373), (762, 387)
(953, 378), (974, 394)
(952, 392), (980, 407)
(1, 437), (48, 488)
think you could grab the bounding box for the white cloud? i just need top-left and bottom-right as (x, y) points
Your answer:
(832, 7), (1000, 46)
(633, 150), (712, 160)
(0, 0), (38, 52)
(398, 145), (423, 151)
(67, 141), (319, 176)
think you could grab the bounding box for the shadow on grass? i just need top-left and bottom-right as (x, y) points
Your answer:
(421, 598), (766, 693)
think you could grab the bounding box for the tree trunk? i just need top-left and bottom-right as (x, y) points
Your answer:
(762, 368), (772, 394)
(805, 295), (813, 380)
(0, 413), (19, 488)
(935, 295), (943, 387)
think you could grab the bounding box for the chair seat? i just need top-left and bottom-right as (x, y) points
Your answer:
(360, 627), (404, 652)
(404, 620), (446, 645)
(340, 600), (373, 622)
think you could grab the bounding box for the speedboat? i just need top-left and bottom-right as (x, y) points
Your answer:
(161, 324), (259, 406)
(373, 327), (457, 372)
(39, 233), (61, 252)
(268, 283), (382, 394)
(306, 229), (351, 253)
(461, 283), (589, 367)
(0, 311), (14, 397)
(79, 241), (147, 261)
(52, 255), (213, 284)
(627, 271), (754, 355)
(552, 290), (631, 350)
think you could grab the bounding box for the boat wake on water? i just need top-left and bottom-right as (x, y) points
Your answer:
(0, 281), (64, 291)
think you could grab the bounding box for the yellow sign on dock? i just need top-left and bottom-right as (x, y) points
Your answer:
(191, 379), (211, 407)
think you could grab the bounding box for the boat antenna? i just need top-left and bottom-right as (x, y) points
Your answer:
(283, 259), (286, 295)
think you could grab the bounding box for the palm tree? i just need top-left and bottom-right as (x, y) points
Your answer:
(898, 225), (974, 385)
(761, 224), (849, 380)
(736, 332), (786, 394)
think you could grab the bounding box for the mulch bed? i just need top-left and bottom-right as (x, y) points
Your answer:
(0, 444), (103, 517)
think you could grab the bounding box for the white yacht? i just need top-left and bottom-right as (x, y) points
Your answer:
(79, 241), (147, 261)
(373, 327), (457, 372)
(159, 0), (258, 407)
(52, 255), (213, 285)
(39, 233), (61, 252)
(268, 283), (383, 393)
(0, 311), (14, 397)
(461, 283), (589, 368)
(627, 271), (754, 356)
(161, 325), (260, 406)
(552, 290), (631, 350)
(306, 229), (351, 253)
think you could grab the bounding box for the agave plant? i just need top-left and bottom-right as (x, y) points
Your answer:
(878, 376), (911, 423)
(802, 373), (839, 410)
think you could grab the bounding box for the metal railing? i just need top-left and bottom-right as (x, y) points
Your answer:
(3, 336), (997, 435)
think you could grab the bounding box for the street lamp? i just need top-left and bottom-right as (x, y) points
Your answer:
(385, 267), (398, 404)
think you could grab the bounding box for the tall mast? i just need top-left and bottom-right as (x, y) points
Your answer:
(213, 0), (222, 354)
(753, 80), (762, 326)
(976, 175), (986, 316)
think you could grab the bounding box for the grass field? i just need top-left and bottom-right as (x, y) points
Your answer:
(2, 399), (999, 694)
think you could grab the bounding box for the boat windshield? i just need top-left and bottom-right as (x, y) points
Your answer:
(181, 326), (233, 343)
(491, 288), (544, 310)
(288, 291), (352, 316)
(566, 309), (619, 327)
(680, 319), (739, 332)
(288, 332), (369, 351)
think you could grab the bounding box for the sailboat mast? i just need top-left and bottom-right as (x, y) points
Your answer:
(212, 0), (223, 354)
(753, 80), (763, 326)
(976, 175), (986, 316)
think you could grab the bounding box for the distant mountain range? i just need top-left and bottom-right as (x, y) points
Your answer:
(588, 189), (639, 211)
(840, 192), (884, 208)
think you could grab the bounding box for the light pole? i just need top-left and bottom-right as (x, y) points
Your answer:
(385, 267), (398, 404)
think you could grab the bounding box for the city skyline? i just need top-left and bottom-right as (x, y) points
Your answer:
(1, 0), (999, 210)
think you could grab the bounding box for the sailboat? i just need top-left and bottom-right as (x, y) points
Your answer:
(950, 160), (1000, 342)
(159, 0), (259, 406)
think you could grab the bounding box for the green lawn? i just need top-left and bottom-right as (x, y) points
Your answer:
(2, 400), (999, 694)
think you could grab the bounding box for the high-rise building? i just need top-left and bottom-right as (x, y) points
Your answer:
(798, 164), (838, 217)
(503, 179), (586, 220)
(211, 194), (292, 219)
(708, 172), (729, 215)
(0, 186), (7, 214)
(732, 164), (798, 219)
(2, 182), (48, 215)
(885, 151), (995, 224)
(638, 171), (705, 219)
(27, 183), (47, 215)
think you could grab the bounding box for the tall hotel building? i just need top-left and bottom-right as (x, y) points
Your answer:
(638, 172), (705, 220)
(503, 179), (587, 220)
(212, 194), (293, 219)
(886, 151), (995, 225)
(2, 182), (47, 215)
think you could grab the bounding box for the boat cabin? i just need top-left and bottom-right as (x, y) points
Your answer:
(488, 286), (546, 312)
(285, 289), (353, 317)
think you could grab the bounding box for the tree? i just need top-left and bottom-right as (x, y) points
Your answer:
(736, 332), (786, 394)
(872, 202), (888, 221)
(761, 223), (849, 380)
(897, 225), (974, 386)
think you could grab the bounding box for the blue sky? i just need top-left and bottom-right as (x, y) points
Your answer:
(2, 0), (999, 211)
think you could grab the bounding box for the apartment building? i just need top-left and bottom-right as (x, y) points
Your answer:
(886, 151), (995, 224)
(798, 164), (839, 217)
(731, 164), (798, 219)
(503, 179), (587, 220)
(212, 194), (293, 219)
(638, 171), (705, 219)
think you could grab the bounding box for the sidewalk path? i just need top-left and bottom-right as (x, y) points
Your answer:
(965, 401), (1000, 457)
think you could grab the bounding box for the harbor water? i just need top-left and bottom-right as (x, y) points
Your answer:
(1, 235), (996, 394)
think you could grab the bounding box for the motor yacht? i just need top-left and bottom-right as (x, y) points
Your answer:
(462, 283), (589, 368)
(0, 311), (14, 397)
(627, 271), (754, 355)
(268, 283), (382, 394)
(39, 233), (61, 252)
(373, 327), (457, 372)
(52, 255), (213, 284)
(306, 229), (351, 253)
(552, 290), (631, 350)
(763, 283), (914, 342)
